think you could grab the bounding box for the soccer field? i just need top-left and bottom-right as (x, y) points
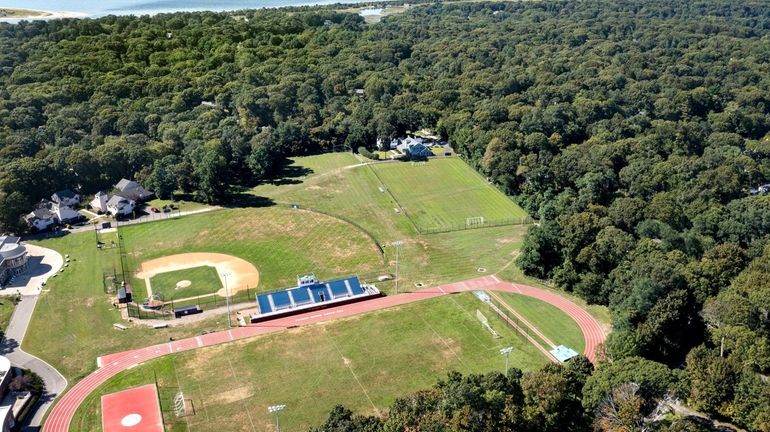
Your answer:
(370, 158), (529, 231)
(70, 293), (550, 431)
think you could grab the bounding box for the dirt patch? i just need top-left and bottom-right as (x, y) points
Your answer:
(176, 280), (192, 289)
(208, 386), (252, 405)
(135, 253), (260, 297)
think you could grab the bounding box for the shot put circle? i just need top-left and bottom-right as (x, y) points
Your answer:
(176, 280), (192, 289)
(121, 413), (142, 427)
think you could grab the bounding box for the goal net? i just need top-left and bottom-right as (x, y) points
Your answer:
(466, 216), (486, 227)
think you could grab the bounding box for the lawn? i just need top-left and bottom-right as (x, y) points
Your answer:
(369, 158), (529, 231)
(496, 292), (586, 353)
(144, 198), (214, 214)
(148, 266), (222, 300)
(70, 293), (551, 431)
(0, 298), (16, 333)
(25, 206), (384, 381)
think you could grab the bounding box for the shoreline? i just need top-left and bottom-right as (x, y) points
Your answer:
(0, 7), (88, 20)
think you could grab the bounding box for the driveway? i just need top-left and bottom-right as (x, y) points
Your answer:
(1, 244), (64, 296)
(0, 245), (67, 431)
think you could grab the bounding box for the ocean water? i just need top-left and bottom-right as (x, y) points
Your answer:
(0, 0), (373, 18)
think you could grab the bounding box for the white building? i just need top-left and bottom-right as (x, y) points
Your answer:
(0, 236), (28, 286)
(107, 195), (135, 216)
(89, 191), (109, 213)
(114, 179), (153, 202)
(23, 207), (56, 232)
(51, 190), (80, 207)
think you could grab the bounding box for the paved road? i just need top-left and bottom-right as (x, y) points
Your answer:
(65, 206), (220, 234)
(2, 295), (68, 431)
(42, 276), (606, 432)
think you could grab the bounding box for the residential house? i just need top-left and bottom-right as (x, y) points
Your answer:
(51, 202), (80, 224)
(89, 191), (109, 213)
(114, 179), (154, 202)
(396, 137), (433, 160)
(23, 205), (56, 232)
(107, 195), (135, 216)
(51, 190), (80, 207)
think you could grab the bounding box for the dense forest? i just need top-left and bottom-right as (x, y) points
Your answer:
(2, 0), (770, 429)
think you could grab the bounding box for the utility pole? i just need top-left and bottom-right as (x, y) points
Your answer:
(392, 240), (404, 294)
(221, 272), (232, 327)
(500, 346), (513, 375)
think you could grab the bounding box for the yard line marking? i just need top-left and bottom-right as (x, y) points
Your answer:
(168, 342), (174, 353)
(195, 336), (203, 347)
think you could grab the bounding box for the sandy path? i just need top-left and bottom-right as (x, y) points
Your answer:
(135, 253), (259, 297)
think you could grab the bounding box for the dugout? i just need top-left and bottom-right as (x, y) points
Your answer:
(174, 305), (202, 318)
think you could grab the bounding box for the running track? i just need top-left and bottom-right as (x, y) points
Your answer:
(42, 276), (606, 432)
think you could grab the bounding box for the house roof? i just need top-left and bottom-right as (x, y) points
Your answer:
(26, 207), (55, 221)
(115, 178), (137, 191)
(107, 195), (131, 207)
(53, 189), (77, 199)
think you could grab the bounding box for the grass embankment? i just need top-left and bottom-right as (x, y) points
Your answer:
(70, 293), (548, 431)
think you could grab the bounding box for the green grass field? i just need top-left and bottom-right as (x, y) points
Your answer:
(497, 292), (586, 353)
(148, 266), (222, 300)
(70, 293), (549, 431)
(0, 299), (16, 333)
(24, 152), (609, 430)
(369, 158), (529, 231)
(25, 206), (384, 380)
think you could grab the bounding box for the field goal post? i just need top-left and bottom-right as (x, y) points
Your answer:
(476, 309), (500, 338)
(466, 216), (486, 228)
(173, 391), (194, 417)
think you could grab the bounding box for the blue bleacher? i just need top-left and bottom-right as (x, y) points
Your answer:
(272, 291), (291, 309)
(257, 294), (273, 314)
(347, 277), (364, 294)
(309, 285), (330, 303)
(255, 276), (370, 317)
(329, 280), (349, 298)
(290, 287), (312, 305)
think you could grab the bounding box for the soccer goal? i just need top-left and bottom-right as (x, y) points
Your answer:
(466, 216), (486, 227)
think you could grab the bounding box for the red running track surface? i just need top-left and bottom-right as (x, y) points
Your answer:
(42, 276), (606, 432)
(101, 384), (163, 432)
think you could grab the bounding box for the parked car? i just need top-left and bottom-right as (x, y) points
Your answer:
(150, 207), (159, 213)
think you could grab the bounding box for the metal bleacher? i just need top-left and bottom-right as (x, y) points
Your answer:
(253, 274), (378, 320)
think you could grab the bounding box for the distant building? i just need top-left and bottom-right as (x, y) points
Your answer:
(0, 236), (28, 286)
(107, 195), (135, 216)
(51, 189), (80, 207)
(114, 179), (153, 202)
(90, 191), (109, 213)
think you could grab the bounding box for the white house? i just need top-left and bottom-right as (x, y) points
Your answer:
(23, 206), (56, 232)
(107, 195), (135, 216)
(51, 202), (80, 223)
(114, 179), (153, 202)
(89, 191), (109, 213)
(51, 190), (80, 207)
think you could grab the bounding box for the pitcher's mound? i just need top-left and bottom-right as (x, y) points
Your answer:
(176, 280), (192, 289)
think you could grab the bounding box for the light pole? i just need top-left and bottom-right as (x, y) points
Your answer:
(392, 240), (403, 294)
(268, 404), (286, 432)
(221, 272), (232, 327)
(500, 346), (513, 375)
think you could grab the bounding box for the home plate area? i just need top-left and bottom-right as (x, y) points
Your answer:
(101, 384), (163, 432)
